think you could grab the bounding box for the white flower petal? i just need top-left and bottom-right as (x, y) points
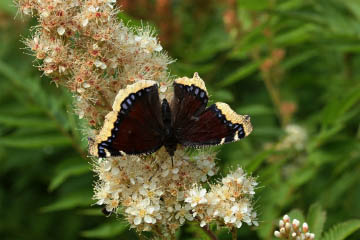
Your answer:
(231, 205), (239, 213)
(82, 19), (89, 27)
(134, 216), (142, 225)
(144, 215), (153, 224)
(57, 26), (65, 36)
(154, 45), (163, 52)
(185, 213), (194, 221)
(147, 206), (155, 214)
(236, 221), (243, 228)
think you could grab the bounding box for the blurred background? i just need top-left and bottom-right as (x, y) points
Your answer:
(1, 0), (360, 239)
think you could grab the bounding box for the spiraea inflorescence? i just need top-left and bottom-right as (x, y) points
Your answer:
(16, 0), (258, 237)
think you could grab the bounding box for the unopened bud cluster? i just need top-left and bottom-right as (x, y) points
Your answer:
(274, 215), (315, 240)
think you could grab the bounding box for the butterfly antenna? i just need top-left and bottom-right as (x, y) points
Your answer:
(171, 156), (174, 168)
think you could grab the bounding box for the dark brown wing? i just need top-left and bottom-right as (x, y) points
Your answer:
(176, 103), (253, 147)
(93, 81), (165, 157)
(172, 74), (252, 147)
(171, 75), (209, 131)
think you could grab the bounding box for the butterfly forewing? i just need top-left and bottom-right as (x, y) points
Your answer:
(172, 80), (208, 130)
(94, 81), (164, 157)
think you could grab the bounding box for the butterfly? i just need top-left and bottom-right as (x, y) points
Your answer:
(89, 73), (253, 158)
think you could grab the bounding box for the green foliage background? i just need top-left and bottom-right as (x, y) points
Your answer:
(1, 0), (360, 239)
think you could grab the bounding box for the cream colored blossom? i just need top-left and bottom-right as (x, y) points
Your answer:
(174, 204), (193, 224)
(125, 198), (161, 226)
(185, 187), (208, 207)
(57, 26), (65, 36)
(139, 183), (163, 202)
(277, 124), (308, 151)
(183, 168), (258, 229)
(135, 34), (163, 54)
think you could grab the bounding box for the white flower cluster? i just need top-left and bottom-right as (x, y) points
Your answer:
(184, 168), (258, 229)
(135, 33), (163, 54)
(94, 149), (223, 233)
(276, 124), (308, 151)
(93, 148), (258, 234)
(18, 0), (171, 127)
(274, 215), (315, 240)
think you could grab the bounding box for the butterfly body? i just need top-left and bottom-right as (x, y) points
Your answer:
(161, 98), (177, 157)
(90, 73), (253, 158)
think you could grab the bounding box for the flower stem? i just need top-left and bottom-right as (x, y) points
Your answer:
(231, 227), (238, 240)
(201, 225), (218, 240)
(262, 73), (284, 127)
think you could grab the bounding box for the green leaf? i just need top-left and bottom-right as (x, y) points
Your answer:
(252, 127), (281, 137)
(41, 191), (93, 212)
(336, 88), (360, 121)
(237, 0), (269, 10)
(288, 167), (316, 189)
(49, 160), (89, 191)
(187, 29), (233, 63)
(282, 50), (317, 70)
(185, 221), (213, 240)
(322, 219), (360, 240)
(343, 0), (360, 20)
(275, 24), (315, 46)
(0, 115), (57, 129)
(319, 172), (359, 209)
(245, 149), (274, 172)
(81, 221), (128, 238)
(219, 61), (261, 87)
(307, 203), (327, 238)
(278, 0), (304, 11)
(236, 104), (274, 116)
(288, 209), (305, 223)
(309, 124), (344, 151)
(170, 62), (216, 77)
(211, 89), (234, 102)
(77, 208), (104, 216)
(0, 60), (23, 86)
(0, 0), (16, 15)
(0, 134), (72, 148)
(320, 86), (360, 128)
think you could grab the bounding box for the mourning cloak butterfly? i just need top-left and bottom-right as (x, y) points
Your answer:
(89, 73), (253, 158)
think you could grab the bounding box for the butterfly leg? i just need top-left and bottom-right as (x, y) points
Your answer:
(149, 162), (160, 181)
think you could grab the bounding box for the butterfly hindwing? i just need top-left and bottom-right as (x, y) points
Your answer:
(91, 80), (165, 157)
(176, 102), (252, 147)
